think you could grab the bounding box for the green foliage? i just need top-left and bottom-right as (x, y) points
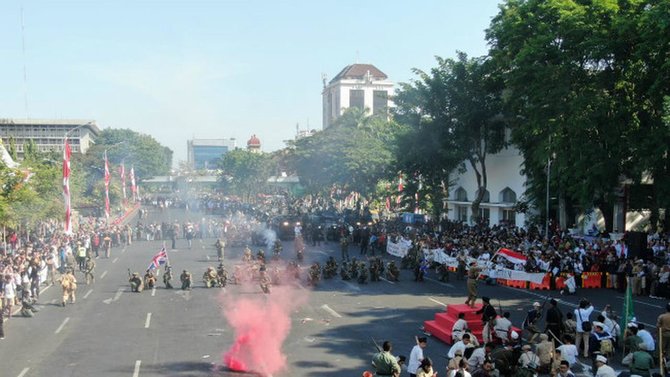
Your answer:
(216, 149), (274, 201)
(289, 108), (397, 196)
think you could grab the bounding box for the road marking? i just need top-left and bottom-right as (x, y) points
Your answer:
(112, 257), (119, 264)
(84, 289), (93, 299)
(55, 317), (70, 334)
(100, 270), (108, 280)
(17, 368), (30, 377)
(132, 360), (141, 377)
(380, 277), (396, 285)
(616, 296), (664, 309)
(39, 284), (51, 295)
(425, 276), (455, 288)
(342, 281), (361, 291)
(151, 287), (156, 297)
(145, 312), (152, 328)
(314, 250), (328, 256)
(428, 297), (447, 307)
(321, 304), (342, 318)
(103, 287), (125, 304)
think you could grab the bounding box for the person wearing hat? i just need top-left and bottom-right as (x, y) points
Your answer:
(83, 256), (96, 285)
(180, 269), (192, 290)
(523, 301), (543, 343)
(623, 322), (642, 355)
(536, 333), (555, 371)
(657, 302), (670, 359)
(465, 261), (481, 308)
(59, 268), (77, 306)
(594, 355), (615, 377)
(519, 344), (540, 369)
(588, 322), (614, 360)
(629, 342), (654, 377)
(129, 272), (144, 293)
(545, 299), (564, 340)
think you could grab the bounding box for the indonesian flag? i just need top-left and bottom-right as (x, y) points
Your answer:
(385, 197), (391, 211)
(62, 138), (72, 234)
(147, 247), (168, 270)
(119, 162), (126, 202)
(104, 151), (110, 219)
(398, 174), (404, 192)
(130, 166), (137, 201)
(497, 248), (527, 265)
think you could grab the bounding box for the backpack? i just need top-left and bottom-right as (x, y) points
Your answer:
(600, 339), (614, 355)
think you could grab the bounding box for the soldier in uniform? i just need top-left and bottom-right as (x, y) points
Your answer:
(340, 261), (351, 280)
(358, 262), (369, 284)
(256, 249), (266, 264)
(372, 340), (401, 377)
(323, 256), (338, 279)
(144, 270), (157, 289)
(129, 272), (144, 292)
(216, 263), (228, 287)
(242, 246), (252, 263)
(369, 260), (380, 282)
(340, 236), (350, 261)
(203, 267), (217, 288)
(259, 269), (271, 294)
(84, 256), (96, 285)
(180, 269), (192, 290)
(163, 265), (174, 289)
(214, 238), (225, 262)
(308, 262), (321, 286)
(272, 239), (282, 261)
(387, 261), (400, 282)
(465, 261), (481, 307)
(350, 258), (359, 280)
(59, 269), (77, 306)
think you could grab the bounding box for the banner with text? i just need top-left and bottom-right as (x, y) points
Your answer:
(386, 237), (412, 258)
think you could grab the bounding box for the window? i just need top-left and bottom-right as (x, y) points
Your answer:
(477, 188), (490, 203)
(373, 90), (388, 116)
(349, 89), (364, 110)
(479, 208), (490, 222)
(500, 187), (517, 203)
(501, 209), (516, 226)
(455, 187), (468, 202)
(457, 206), (468, 222)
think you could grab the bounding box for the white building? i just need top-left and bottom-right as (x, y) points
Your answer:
(0, 118), (100, 155)
(446, 145), (527, 227)
(187, 138), (236, 170)
(322, 63), (394, 129)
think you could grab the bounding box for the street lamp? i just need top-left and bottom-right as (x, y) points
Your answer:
(545, 152), (556, 239)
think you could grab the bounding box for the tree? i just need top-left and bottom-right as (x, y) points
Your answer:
(217, 149), (273, 201)
(394, 53), (507, 222)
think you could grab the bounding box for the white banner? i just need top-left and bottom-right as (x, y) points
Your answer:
(386, 237), (412, 258)
(483, 267), (546, 284)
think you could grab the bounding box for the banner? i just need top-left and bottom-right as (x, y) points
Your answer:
(386, 237), (412, 258)
(497, 248), (527, 265)
(483, 266), (546, 284)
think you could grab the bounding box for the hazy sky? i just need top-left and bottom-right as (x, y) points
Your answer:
(0, 1), (502, 164)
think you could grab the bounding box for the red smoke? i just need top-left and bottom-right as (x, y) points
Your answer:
(220, 283), (308, 376)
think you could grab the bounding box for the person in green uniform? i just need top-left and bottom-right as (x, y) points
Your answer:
(372, 341), (401, 377)
(84, 256), (96, 285)
(629, 343), (654, 377)
(465, 261), (481, 307)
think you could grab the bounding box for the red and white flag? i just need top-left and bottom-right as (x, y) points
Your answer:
(147, 247), (169, 270)
(119, 162), (126, 202)
(130, 166), (137, 202)
(62, 138), (72, 234)
(497, 248), (527, 265)
(104, 151), (110, 219)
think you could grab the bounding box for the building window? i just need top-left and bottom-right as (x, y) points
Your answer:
(501, 209), (516, 226)
(373, 90), (388, 116)
(500, 187), (517, 203)
(476, 188), (490, 203)
(479, 208), (490, 223)
(457, 206), (468, 222)
(349, 89), (364, 110)
(455, 187), (468, 202)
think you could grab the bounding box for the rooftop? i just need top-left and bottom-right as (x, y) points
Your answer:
(330, 64), (388, 84)
(0, 118), (101, 136)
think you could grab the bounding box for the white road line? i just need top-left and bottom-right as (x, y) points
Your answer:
(84, 289), (93, 299)
(320, 304), (342, 318)
(314, 250), (328, 256)
(17, 367), (30, 377)
(55, 317), (70, 334)
(112, 257), (119, 264)
(428, 297), (447, 307)
(342, 281), (361, 291)
(616, 296), (664, 309)
(151, 287), (156, 297)
(113, 287), (124, 301)
(132, 360), (141, 377)
(425, 276), (455, 288)
(100, 270), (108, 280)
(122, 246), (127, 254)
(145, 312), (152, 328)
(39, 284), (51, 295)
(380, 277), (396, 285)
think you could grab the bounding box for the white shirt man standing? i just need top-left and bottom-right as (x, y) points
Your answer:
(408, 336), (428, 377)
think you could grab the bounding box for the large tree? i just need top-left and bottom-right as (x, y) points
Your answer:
(394, 53), (507, 222)
(217, 149), (273, 202)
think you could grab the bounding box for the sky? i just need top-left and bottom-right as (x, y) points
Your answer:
(0, 0), (503, 165)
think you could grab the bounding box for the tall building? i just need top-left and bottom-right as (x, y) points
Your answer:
(0, 118), (100, 156)
(322, 63), (394, 129)
(187, 138), (236, 170)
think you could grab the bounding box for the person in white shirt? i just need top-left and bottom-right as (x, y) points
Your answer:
(408, 336), (428, 377)
(467, 342), (494, 370)
(637, 324), (656, 352)
(556, 336), (578, 366)
(574, 300), (594, 358)
(494, 312), (513, 343)
(519, 344), (540, 368)
(452, 313), (468, 342)
(594, 355), (616, 377)
(448, 333), (472, 359)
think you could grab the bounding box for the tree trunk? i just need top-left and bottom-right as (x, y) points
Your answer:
(469, 157), (487, 225)
(598, 202), (614, 234)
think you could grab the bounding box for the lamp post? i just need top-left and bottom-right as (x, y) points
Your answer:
(545, 152), (556, 239)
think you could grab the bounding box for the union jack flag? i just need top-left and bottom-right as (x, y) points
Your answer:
(148, 247), (168, 270)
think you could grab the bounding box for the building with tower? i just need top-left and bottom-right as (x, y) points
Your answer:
(246, 134), (261, 153)
(322, 63), (394, 129)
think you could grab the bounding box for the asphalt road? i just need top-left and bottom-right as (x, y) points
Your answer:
(1, 207), (667, 377)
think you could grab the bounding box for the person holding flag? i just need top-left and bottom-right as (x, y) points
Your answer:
(148, 245), (169, 273)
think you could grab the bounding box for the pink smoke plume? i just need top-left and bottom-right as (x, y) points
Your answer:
(220, 283), (308, 376)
